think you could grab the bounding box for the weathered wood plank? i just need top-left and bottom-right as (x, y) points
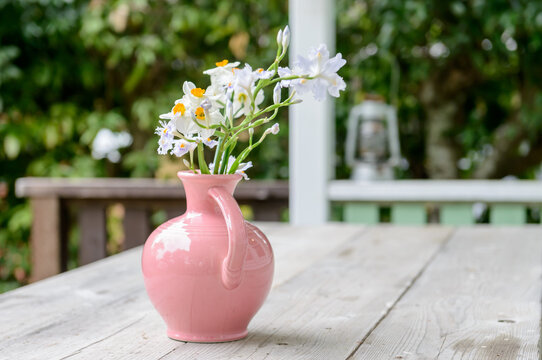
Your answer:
(391, 204), (426, 224)
(0, 224), (362, 360)
(343, 203), (379, 224)
(15, 177), (288, 201)
(122, 206), (151, 250)
(30, 197), (61, 282)
(351, 227), (542, 360)
(77, 204), (107, 265)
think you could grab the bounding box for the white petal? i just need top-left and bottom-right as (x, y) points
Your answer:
(182, 81), (195, 95)
(323, 53), (347, 74)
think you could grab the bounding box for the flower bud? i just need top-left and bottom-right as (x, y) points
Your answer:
(270, 123), (280, 135)
(273, 83), (281, 104)
(276, 29), (283, 47)
(282, 25), (290, 52)
(183, 159), (191, 168)
(226, 99), (234, 120)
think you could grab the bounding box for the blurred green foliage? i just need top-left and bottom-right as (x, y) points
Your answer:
(0, 0), (288, 288)
(2, 0), (542, 289)
(336, 0), (542, 179)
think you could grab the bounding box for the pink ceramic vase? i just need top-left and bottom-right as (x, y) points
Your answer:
(141, 171), (274, 342)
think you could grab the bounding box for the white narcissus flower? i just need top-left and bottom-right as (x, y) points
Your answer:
(235, 160), (253, 180)
(155, 120), (175, 154)
(171, 139), (197, 157)
(203, 59), (240, 88)
(254, 68), (274, 80)
(159, 98), (199, 137)
(232, 64), (257, 93)
(233, 88), (264, 117)
(278, 66), (294, 88)
(292, 44), (347, 101)
(183, 81), (208, 108)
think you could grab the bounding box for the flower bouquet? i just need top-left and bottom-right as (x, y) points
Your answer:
(142, 26), (346, 343)
(155, 25), (346, 179)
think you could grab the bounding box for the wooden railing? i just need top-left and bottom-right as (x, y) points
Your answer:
(329, 180), (542, 225)
(15, 177), (288, 281)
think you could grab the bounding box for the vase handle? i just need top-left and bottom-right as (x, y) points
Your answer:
(208, 186), (247, 290)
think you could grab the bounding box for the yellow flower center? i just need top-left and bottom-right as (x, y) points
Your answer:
(195, 107), (205, 120)
(257, 68), (264, 73)
(231, 67), (239, 73)
(238, 93), (247, 102)
(163, 128), (168, 134)
(180, 143), (185, 148)
(191, 88), (206, 98)
(301, 79), (307, 84)
(173, 103), (186, 115)
(215, 59), (229, 67)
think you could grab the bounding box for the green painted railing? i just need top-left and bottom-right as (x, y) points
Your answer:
(329, 180), (542, 225)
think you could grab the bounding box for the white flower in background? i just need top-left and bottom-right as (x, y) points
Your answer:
(273, 83), (281, 104)
(171, 139), (197, 157)
(92, 128), (133, 162)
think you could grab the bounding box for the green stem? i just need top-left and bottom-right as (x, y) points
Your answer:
(212, 136), (225, 174)
(197, 142), (210, 174)
(228, 131), (271, 174)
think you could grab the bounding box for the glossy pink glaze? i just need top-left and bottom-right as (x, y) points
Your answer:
(142, 171), (274, 342)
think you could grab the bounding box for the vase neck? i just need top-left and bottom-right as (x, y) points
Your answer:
(178, 172), (242, 214)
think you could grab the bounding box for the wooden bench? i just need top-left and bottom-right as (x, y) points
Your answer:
(329, 180), (542, 225)
(15, 177), (288, 282)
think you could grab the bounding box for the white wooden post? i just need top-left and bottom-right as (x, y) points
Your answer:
(289, 0), (335, 225)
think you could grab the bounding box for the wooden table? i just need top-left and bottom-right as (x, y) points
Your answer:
(1, 224), (541, 359)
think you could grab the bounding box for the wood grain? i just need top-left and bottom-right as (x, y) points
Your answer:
(15, 177), (288, 201)
(30, 197), (61, 281)
(351, 227), (542, 360)
(77, 204), (107, 265)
